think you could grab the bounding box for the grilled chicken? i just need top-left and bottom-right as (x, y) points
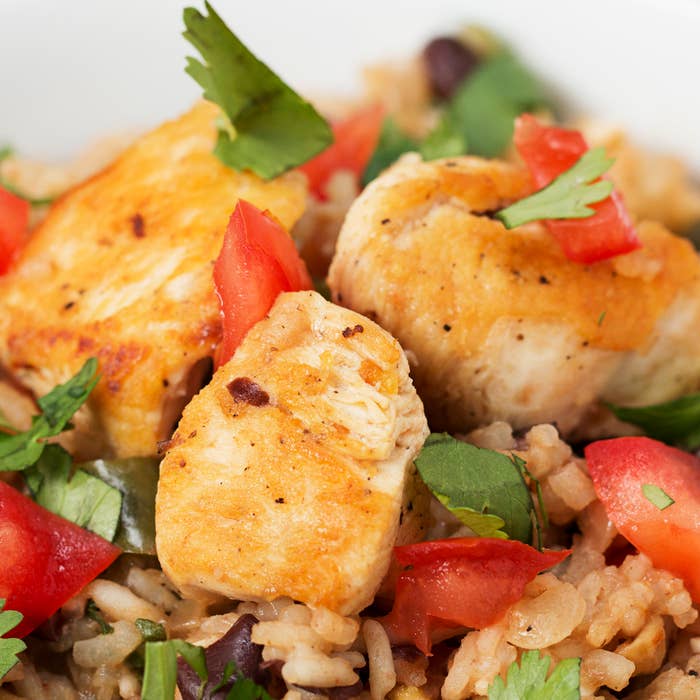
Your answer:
(156, 291), (429, 614)
(327, 154), (700, 437)
(0, 101), (307, 458)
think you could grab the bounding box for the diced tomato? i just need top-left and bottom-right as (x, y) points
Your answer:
(513, 113), (641, 264)
(585, 437), (700, 602)
(213, 200), (312, 367)
(0, 482), (120, 637)
(298, 104), (384, 200)
(380, 537), (570, 654)
(0, 184), (30, 274)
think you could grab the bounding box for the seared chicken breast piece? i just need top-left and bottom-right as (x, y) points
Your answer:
(0, 102), (307, 458)
(327, 154), (700, 437)
(156, 291), (429, 614)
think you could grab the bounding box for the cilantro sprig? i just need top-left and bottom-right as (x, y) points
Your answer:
(24, 444), (122, 541)
(415, 433), (537, 545)
(362, 116), (465, 185)
(0, 599), (26, 681)
(488, 651), (581, 700)
(497, 147), (614, 228)
(183, 2), (333, 179)
(608, 393), (700, 450)
(0, 359), (124, 543)
(0, 357), (99, 472)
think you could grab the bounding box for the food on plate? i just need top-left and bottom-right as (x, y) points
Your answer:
(0, 102), (306, 460)
(1, 4), (700, 700)
(157, 290), (429, 612)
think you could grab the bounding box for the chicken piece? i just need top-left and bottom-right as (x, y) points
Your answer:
(156, 290), (429, 614)
(327, 154), (700, 437)
(0, 101), (307, 459)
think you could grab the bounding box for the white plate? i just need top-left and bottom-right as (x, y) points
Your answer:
(1, 0), (699, 168)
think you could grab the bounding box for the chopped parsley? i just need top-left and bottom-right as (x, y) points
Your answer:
(135, 618), (167, 643)
(488, 651), (580, 700)
(0, 599), (26, 681)
(183, 2), (333, 179)
(0, 358), (123, 543)
(415, 433), (536, 544)
(497, 147), (614, 228)
(642, 483), (675, 511)
(446, 51), (551, 158)
(86, 599), (114, 635)
(0, 357), (99, 472)
(25, 444), (122, 541)
(608, 393), (700, 450)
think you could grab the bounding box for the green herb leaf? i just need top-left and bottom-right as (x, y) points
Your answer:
(415, 433), (535, 544)
(142, 639), (208, 700)
(136, 619), (167, 643)
(183, 2), (332, 179)
(0, 357), (99, 472)
(446, 51), (550, 158)
(86, 599), (114, 635)
(642, 483), (675, 511)
(79, 458), (159, 553)
(418, 112), (466, 162)
(607, 393), (700, 450)
(362, 115), (466, 187)
(512, 454), (548, 551)
(497, 147), (614, 228)
(225, 677), (273, 700)
(362, 118), (418, 186)
(25, 444), (122, 541)
(488, 651), (581, 700)
(0, 599), (26, 681)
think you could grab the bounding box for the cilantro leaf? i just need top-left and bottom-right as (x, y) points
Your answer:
(446, 51), (550, 158)
(362, 118), (418, 186)
(0, 357), (99, 472)
(135, 618), (167, 643)
(79, 457), (159, 553)
(0, 146), (12, 162)
(488, 651), (580, 700)
(142, 639), (208, 700)
(183, 2), (332, 179)
(362, 115), (466, 186)
(642, 483), (675, 511)
(418, 112), (466, 162)
(86, 599), (114, 635)
(497, 147), (614, 228)
(608, 393), (700, 450)
(24, 444), (122, 541)
(0, 599), (26, 681)
(415, 433), (535, 544)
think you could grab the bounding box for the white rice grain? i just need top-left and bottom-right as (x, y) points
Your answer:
(363, 620), (396, 700)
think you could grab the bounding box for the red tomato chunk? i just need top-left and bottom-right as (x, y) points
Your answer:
(298, 104), (384, 200)
(513, 114), (641, 264)
(381, 537), (570, 654)
(0, 185), (30, 275)
(213, 200), (312, 367)
(585, 436), (700, 602)
(0, 482), (120, 638)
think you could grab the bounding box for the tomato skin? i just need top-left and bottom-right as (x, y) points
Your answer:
(513, 114), (641, 264)
(0, 482), (120, 638)
(0, 184), (30, 274)
(213, 200), (312, 367)
(381, 537), (570, 654)
(298, 104), (384, 200)
(585, 436), (700, 602)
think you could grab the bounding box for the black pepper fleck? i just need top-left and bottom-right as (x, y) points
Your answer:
(227, 377), (270, 406)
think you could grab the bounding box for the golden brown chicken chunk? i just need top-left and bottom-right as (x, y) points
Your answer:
(328, 154), (700, 437)
(0, 102), (307, 458)
(156, 291), (429, 614)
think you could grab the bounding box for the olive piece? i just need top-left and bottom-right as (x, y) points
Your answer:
(423, 36), (479, 100)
